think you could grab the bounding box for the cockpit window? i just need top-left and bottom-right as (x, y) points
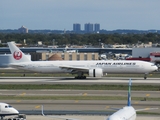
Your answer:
(8, 105), (12, 108)
(151, 63), (155, 65)
(5, 105), (12, 108)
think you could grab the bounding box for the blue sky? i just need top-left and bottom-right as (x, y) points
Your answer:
(1, 0), (160, 30)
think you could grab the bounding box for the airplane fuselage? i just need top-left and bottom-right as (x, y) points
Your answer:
(107, 106), (136, 120)
(10, 60), (157, 74)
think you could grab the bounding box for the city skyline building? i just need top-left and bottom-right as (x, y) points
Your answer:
(73, 23), (81, 33)
(94, 23), (100, 33)
(84, 23), (94, 33)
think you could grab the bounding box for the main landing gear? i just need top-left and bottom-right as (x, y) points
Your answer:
(75, 76), (86, 79)
(74, 72), (87, 79)
(144, 73), (148, 79)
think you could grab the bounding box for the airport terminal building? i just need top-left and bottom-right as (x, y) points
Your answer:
(1, 46), (160, 65)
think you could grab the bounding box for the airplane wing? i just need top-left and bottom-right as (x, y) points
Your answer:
(9, 64), (24, 68)
(41, 105), (79, 120)
(59, 65), (89, 73)
(107, 107), (121, 111)
(136, 107), (158, 112)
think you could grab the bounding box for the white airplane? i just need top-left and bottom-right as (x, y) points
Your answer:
(7, 42), (158, 79)
(106, 79), (158, 120)
(0, 102), (19, 119)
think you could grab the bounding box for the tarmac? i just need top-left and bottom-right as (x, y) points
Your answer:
(1, 77), (160, 120)
(20, 115), (160, 120)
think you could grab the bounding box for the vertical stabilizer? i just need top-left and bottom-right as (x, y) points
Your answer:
(127, 78), (132, 106)
(7, 42), (31, 63)
(41, 105), (45, 116)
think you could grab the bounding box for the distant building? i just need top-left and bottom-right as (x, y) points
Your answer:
(30, 52), (99, 61)
(73, 23), (81, 33)
(84, 23), (93, 33)
(94, 23), (100, 32)
(18, 26), (28, 33)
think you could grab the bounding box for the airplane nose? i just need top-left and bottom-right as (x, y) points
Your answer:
(154, 66), (158, 71)
(14, 109), (19, 114)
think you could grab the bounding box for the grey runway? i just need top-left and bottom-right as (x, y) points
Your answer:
(0, 77), (159, 119)
(0, 77), (160, 85)
(5, 115), (160, 120)
(0, 90), (160, 98)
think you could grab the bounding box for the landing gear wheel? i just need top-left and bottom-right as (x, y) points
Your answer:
(74, 76), (86, 79)
(144, 73), (147, 79)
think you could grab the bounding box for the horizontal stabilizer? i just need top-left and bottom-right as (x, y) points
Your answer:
(107, 107), (121, 111)
(136, 107), (158, 112)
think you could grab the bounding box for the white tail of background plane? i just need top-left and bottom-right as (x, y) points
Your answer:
(127, 78), (132, 106)
(8, 42), (31, 63)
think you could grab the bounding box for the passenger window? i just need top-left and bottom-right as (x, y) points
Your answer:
(5, 106), (8, 108)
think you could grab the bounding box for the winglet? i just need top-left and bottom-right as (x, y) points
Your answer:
(41, 105), (45, 116)
(127, 78), (132, 106)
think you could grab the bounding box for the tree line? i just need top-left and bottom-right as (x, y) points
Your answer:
(0, 33), (160, 47)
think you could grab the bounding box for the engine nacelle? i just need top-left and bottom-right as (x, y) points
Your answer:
(89, 68), (103, 77)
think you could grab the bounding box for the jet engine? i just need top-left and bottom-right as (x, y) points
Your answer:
(89, 68), (103, 77)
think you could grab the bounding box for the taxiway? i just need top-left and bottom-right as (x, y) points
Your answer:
(0, 77), (160, 85)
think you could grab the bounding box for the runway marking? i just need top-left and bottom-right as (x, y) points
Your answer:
(83, 93), (87, 96)
(146, 94), (150, 97)
(75, 100), (79, 103)
(105, 106), (110, 109)
(16, 100), (21, 103)
(35, 105), (40, 109)
(144, 108), (150, 110)
(20, 92), (26, 96)
(134, 102), (139, 104)
(1, 73), (5, 74)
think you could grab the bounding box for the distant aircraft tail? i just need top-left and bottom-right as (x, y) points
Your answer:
(127, 78), (132, 106)
(41, 105), (45, 116)
(7, 42), (31, 63)
(127, 78), (158, 111)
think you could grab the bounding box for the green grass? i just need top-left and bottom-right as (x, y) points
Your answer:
(0, 95), (159, 101)
(0, 84), (159, 91)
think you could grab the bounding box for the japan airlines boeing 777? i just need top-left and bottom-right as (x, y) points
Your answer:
(7, 42), (158, 79)
(106, 79), (158, 120)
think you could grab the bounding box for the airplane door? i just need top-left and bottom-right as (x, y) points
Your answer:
(0, 105), (1, 112)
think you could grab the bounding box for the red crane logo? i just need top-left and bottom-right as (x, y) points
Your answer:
(13, 51), (22, 60)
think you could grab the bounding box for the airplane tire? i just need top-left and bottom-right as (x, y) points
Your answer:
(75, 76), (86, 79)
